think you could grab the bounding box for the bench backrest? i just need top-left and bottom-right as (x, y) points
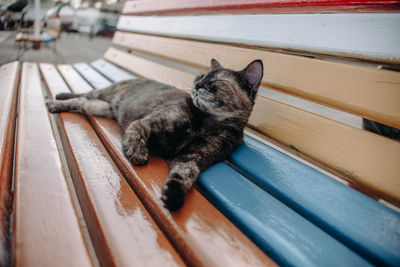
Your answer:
(104, 1), (400, 208)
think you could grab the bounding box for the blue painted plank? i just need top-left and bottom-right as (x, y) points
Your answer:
(73, 63), (113, 90)
(198, 163), (372, 267)
(91, 59), (137, 83)
(230, 135), (400, 266)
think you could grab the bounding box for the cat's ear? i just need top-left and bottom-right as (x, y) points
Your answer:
(211, 58), (222, 69)
(238, 60), (263, 96)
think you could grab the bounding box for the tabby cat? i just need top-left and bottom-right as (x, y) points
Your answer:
(47, 59), (263, 211)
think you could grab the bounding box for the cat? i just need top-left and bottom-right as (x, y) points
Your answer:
(47, 59), (263, 211)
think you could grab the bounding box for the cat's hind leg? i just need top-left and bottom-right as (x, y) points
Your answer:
(47, 98), (115, 119)
(82, 99), (115, 119)
(54, 79), (134, 102)
(47, 97), (85, 113)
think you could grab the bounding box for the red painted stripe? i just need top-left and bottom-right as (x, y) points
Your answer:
(123, 0), (400, 14)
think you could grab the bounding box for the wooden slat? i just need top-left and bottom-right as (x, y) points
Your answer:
(116, 13), (400, 64)
(123, 0), (400, 14)
(14, 63), (93, 267)
(104, 48), (194, 91)
(113, 31), (400, 129)
(0, 62), (19, 265)
(58, 65), (93, 94)
(91, 59), (137, 83)
(58, 65), (276, 266)
(40, 63), (185, 266)
(198, 163), (372, 266)
(230, 135), (400, 266)
(104, 48), (400, 206)
(73, 63), (113, 89)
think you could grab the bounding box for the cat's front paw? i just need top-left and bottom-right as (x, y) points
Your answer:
(161, 180), (185, 211)
(122, 135), (149, 165)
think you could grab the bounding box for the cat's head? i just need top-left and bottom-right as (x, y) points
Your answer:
(191, 59), (263, 122)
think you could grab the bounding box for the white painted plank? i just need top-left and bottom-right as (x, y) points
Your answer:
(73, 63), (113, 90)
(117, 13), (400, 63)
(91, 59), (137, 83)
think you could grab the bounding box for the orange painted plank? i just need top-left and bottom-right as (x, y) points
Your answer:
(40, 63), (185, 266)
(13, 63), (93, 267)
(0, 62), (19, 265)
(58, 64), (276, 266)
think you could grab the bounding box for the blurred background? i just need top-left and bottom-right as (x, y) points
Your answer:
(0, 0), (123, 36)
(0, 0), (123, 64)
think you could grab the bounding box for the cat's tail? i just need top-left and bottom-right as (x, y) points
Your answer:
(55, 92), (85, 100)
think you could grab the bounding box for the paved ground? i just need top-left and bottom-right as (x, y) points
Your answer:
(0, 31), (112, 65)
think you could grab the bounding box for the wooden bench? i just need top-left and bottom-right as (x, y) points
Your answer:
(1, 1), (400, 266)
(16, 18), (61, 49)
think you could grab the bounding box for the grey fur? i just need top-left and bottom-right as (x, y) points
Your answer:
(47, 59), (263, 211)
